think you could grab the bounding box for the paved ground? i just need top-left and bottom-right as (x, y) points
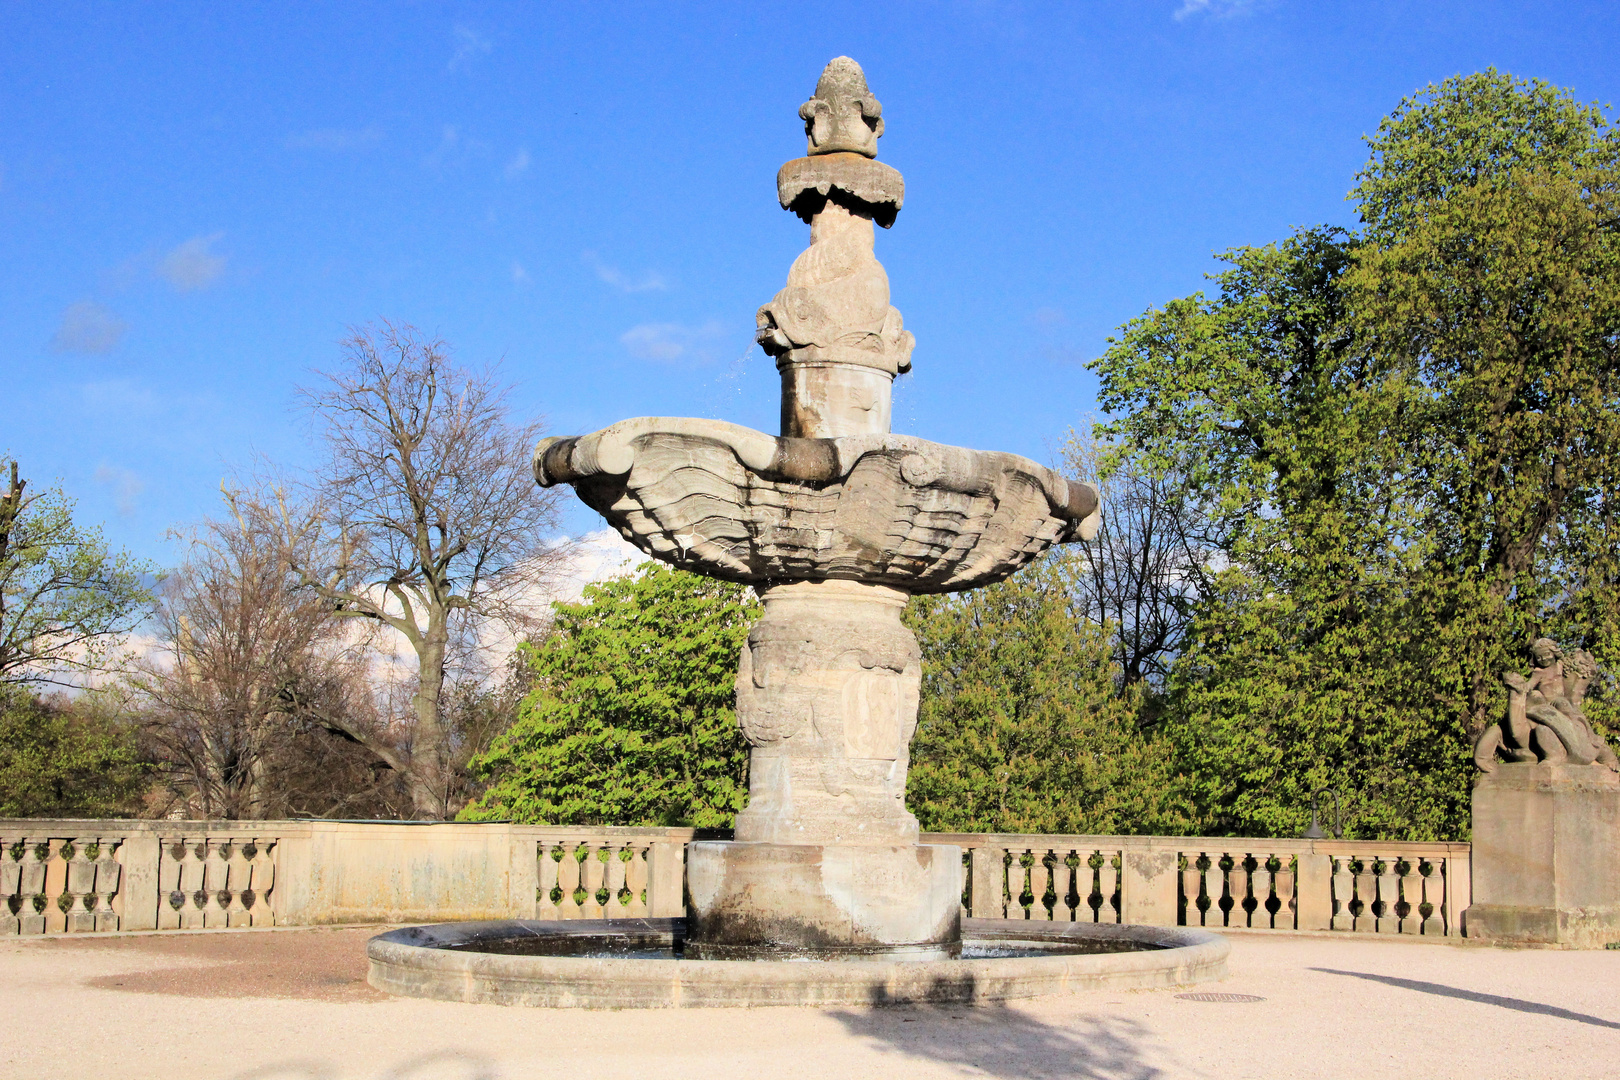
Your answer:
(6, 926), (1619, 1079)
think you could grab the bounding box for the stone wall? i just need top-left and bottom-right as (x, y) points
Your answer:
(0, 820), (1469, 939)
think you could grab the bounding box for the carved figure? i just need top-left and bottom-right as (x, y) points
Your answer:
(1474, 638), (1620, 773)
(799, 55), (883, 158)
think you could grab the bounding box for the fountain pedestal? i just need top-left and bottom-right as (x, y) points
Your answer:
(685, 579), (962, 959)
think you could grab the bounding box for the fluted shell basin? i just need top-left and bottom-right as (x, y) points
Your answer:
(534, 418), (1100, 593)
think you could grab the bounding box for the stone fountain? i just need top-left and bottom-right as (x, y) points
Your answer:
(368, 58), (1224, 1005)
(533, 56), (1099, 962)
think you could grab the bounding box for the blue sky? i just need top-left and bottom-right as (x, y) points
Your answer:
(5, 1), (1619, 563)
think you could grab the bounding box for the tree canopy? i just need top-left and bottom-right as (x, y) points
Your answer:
(0, 460), (154, 687)
(905, 554), (1188, 835)
(0, 688), (146, 817)
(461, 563), (754, 827)
(1090, 71), (1620, 839)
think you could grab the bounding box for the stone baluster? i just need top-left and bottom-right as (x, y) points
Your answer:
(1272, 858), (1296, 930)
(1047, 850), (1069, 920)
(225, 840), (252, 927)
(1351, 858), (1377, 932)
(179, 839), (206, 929)
(625, 844), (649, 917)
(1420, 859), (1445, 936)
(0, 836), (19, 935)
(1029, 850), (1052, 921)
(1221, 853), (1244, 928)
(1098, 852), (1120, 924)
(582, 844), (608, 918)
(202, 839), (230, 928)
(1198, 851), (1220, 927)
(247, 839), (276, 926)
(1376, 855), (1402, 934)
(62, 837), (97, 932)
(1010, 850), (1033, 919)
(604, 844), (628, 915)
(556, 845), (582, 919)
(91, 838), (121, 932)
(1179, 853), (1201, 926)
(157, 839), (183, 930)
(1249, 855), (1273, 929)
(1330, 856), (1354, 930)
(41, 839), (68, 933)
(17, 839), (47, 935)
(536, 844), (560, 918)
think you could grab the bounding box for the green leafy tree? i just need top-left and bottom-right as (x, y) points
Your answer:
(461, 563), (755, 826)
(0, 460), (154, 686)
(0, 688), (147, 817)
(904, 555), (1188, 835)
(1089, 71), (1620, 840)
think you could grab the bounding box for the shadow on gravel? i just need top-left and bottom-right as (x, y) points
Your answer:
(227, 1049), (498, 1080)
(1311, 968), (1620, 1030)
(827, 1005), (1165, 1079)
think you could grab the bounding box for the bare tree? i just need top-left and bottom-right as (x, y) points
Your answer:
(133, 498), (403, 819)
(1064, 429), (1211, 692)
(264, 322), (565, 818)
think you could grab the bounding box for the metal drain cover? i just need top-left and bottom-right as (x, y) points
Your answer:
(1175, 992), (1265, 1003)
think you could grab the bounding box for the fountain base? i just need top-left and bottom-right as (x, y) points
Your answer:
(367, 917), (1230, 1008)
(684, 840), (962, 960)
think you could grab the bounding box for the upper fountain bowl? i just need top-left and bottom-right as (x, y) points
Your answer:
(535, 418), (1100, 594)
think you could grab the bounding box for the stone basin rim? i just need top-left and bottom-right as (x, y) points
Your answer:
(366, 917), (1230, 1008)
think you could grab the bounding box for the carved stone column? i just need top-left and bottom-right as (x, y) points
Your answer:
(685, 57), (960, 960)
(685, 580), (961, 960)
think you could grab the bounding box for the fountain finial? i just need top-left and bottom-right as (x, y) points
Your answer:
(800, 56), (883, 158)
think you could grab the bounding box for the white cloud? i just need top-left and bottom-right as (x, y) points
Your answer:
(449, 24), (492, 69)
(94, 464), (145, 516)
(1174, 0), (1258, 19)
(620, 320), (728, 364)
(503, 148), (530, 180)
(544, 529), (644, 604)
(512, 261), (530, 284)
(51, 301), (127, 354)
(158, 232), (226, 291)
(583, 250), (668, 293)
(284, 126), (383, 151)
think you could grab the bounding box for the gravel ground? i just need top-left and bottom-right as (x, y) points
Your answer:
(6, 926), (1619, 1079)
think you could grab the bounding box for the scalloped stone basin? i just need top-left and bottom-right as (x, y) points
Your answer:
(367, 918), (1229, 1008)
(533, 419), (1101, 593)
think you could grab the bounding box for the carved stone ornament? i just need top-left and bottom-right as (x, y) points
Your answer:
(534, 419), (1101, 593)
(1474, 638), (1620, 773)
(799, 56), (883, 158)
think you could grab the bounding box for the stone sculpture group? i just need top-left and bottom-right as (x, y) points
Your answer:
(1474, 638), (1620, 773)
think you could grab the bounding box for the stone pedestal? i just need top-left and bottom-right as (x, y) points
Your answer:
(684, 841), (961, 959)
(1465, 763), (1620, 947)
(684, 578), (964, 959)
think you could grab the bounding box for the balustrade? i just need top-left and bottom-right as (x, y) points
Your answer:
(535, 837), (655, 920)
(1, 821), (1470, 940)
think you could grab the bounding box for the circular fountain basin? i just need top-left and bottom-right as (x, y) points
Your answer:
(367, 917), (1229, 1008)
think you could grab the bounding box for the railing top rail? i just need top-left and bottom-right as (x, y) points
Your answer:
(517, 826), (701, 841)
(921, 832), (1470, 856)
(0, 819), (315, 837)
